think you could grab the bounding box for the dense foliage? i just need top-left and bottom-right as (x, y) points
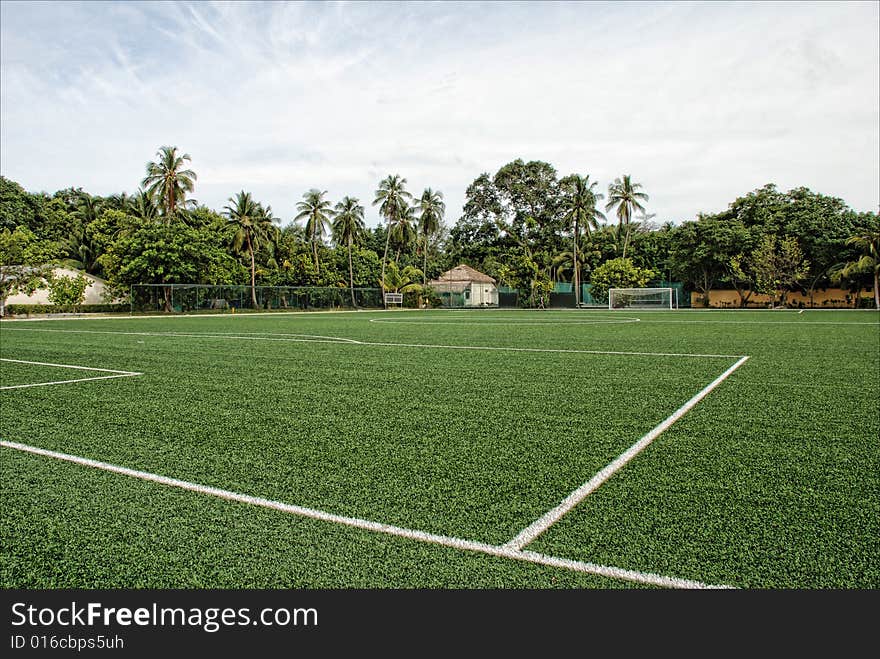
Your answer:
(1, 149), (877, 313)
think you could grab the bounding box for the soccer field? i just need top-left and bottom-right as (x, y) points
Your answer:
(1, 309), (878, 588)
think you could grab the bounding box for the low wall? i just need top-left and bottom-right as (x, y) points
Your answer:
(690, 288), (869, 309)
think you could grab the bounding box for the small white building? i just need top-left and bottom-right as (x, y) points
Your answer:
(429, 264), (498, 308)
(5, 267), (113, 306)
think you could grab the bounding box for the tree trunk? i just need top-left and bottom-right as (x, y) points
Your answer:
(312, 239), (320, 274)
(874, 272), (879, 310)
(380, 221), (392, 309)
(163, 286), (172, 313)
(248, 233), (257, 309)
(422, 235), (428, 309)
(573, 219), (580, 307)
(348, 237), (356, 308)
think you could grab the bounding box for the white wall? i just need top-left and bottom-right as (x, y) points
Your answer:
(6, 268), (114, 305)
(465, 283), (498, 307)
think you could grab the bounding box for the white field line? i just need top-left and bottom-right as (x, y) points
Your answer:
(368, 319), (642, 326)
(0, 358), (139, 374)
(504, 355), (751, 551)
(638, 320), (879, 325)
(0, 440), (733, 589)
(0, 328), (741, 359)
(0, 358), (143, 390)
(0, 308), (389, 322)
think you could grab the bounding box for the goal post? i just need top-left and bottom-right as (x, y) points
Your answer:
(608, 287), (676, 310)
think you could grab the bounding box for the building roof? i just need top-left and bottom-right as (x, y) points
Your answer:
(431, 264), (496, 285)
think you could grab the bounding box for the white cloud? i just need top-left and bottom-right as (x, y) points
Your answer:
(2, 0), (877, 228)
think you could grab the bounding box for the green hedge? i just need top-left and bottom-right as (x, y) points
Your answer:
(3, 303), (129, 316)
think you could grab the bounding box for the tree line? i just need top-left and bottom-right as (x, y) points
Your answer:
(1, 148), (878, 314)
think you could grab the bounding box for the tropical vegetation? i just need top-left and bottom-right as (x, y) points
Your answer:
(1, 150), (877, 315)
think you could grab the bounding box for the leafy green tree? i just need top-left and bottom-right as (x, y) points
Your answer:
(746, 235), (810, 308)
(589, 257), (655, 304)
(373, 175), (413, 299)
(332, 196), (366, 306)
(101, 224), (244, 312)
(0, 226), (62, 315)
(559, 174), (604, 306)
(47, 272), (91, 312)
(416, 188), (445, 288)
(669, 216), (751, 306)
(0, 176), (41, 231)
(141, 146), (197, 221)
(224, 191), (280, 308)
(605, 175), (649, 259)
(295, 189), (334, 273)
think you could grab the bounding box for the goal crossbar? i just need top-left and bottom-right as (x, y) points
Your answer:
(609, 287), (676, 310)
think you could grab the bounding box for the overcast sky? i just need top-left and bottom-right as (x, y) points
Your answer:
(2, 1), (878, 229)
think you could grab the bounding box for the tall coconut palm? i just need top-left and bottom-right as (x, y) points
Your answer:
(373, 174), (412, 305)
(416, 188), (445, 288)
(224, 190), (278, 309)
(560, 174), (604, 306)
(391, 204), (418, 263)
(605, 175), (649, 259)
(332, 196), (366, 307)
(141, 146), (197, 222)
(295, 189), (334, 273)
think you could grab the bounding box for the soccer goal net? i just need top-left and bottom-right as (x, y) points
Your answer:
(608, 287), (675, 310)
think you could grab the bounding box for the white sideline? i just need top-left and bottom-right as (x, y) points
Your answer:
(0, 358), (143, 390)
(1, 328), (742, 359)
(504, 355), (751, 551)
(0, 440), (733, 589)
(368, 318), (642, 326)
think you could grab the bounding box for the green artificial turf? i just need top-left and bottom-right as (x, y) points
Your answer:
(1, 308), (878, 588)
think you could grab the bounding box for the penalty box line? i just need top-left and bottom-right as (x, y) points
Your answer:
(0, 440), (732, 589)
(0, 358), (143, 391)
(1, 327), (742, 359)
(504, 355), (751, 551)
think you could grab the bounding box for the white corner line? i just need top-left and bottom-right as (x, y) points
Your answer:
(0, 358), (142, 390)
(0, 357), (140, 375)
(0, 373), (143, 390)
(503, 355), (751, 551)
(0, 440), (733, 589)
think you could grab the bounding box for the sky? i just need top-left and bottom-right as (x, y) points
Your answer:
(1, 1), (878, 229)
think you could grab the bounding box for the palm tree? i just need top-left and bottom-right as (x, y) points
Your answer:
(295, 189), (334, 273)
(373, 174), (412, 305)
(224, 191), (279, 309)
(605, 175), (649, 259)
(129, 189), (160, 222)
(835, 228), (880, 309)
(416, 188), (445, 289)
(257, 203), (282, 272)
(560, 174), (604, 306)
(380, 261), (424, 296)
(332, 196), (366, 307)
(390, 204), (418, 264)
(141, 146), (197, 222)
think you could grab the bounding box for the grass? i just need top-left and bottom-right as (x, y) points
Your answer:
(1, 308), (878, 588)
